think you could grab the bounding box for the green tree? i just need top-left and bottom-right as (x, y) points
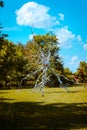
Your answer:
(24, 33), (64, 87)
(63, 67), (73, 79)
(0, 40), (28, 88)
(33, 33), (63, 73)
(76, 61), (87, 83)
(0, 40), (15, 87)
(14, 43), (28, 86)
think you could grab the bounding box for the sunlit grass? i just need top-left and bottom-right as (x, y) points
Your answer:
(0, 84), (87, 104)
(0, 84), (87, 130)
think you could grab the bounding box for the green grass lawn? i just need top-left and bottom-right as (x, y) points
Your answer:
(0, 84), (87, 130)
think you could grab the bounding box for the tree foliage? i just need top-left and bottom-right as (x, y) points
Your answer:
(0, 33), (87, 89)
(63, 67), (73, 79)
(76, 61), (87, 83)
(22, 33), (64, 87)
(0, 39), (28, 88)
(0, 33), (64, 88)
(33, 33), (63, 72)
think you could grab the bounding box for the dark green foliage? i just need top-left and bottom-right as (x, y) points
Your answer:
(76, 61), (87, 83)
(0, 40), (28, 88)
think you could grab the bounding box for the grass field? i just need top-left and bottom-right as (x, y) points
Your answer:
(0, 84), (87, 130)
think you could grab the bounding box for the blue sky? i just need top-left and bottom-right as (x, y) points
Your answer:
(0, 0), (87, 72)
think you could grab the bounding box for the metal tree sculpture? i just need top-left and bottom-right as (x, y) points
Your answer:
(20, 34), (70, 96)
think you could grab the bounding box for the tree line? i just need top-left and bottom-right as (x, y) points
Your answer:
(0, 32), (87, 89)
(0, 31), (63, 88)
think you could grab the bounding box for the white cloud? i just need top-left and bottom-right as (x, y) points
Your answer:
(64, 56), (80, 72)
(55, 26), (75, 48)
(76, 35), (83, 45)
(15, 2), (59, 29)
(83, 44), (87, 50)
(15, 1), (85, 52)
(28, 34), (34, 40)
(70, 56), (80, 71)
(62, 55), (80, 72)
(70, 56), (78, 64)
(28, 33), (36, 40)
(76, 35), (82, 42)
(55, 26), (84, 49)
(58, 13), (64, 21)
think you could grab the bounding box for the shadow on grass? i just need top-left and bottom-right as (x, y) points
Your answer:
(0, 100), (87, 130)
(46, 90), (79, 94)
(0, 92), (9, 94)
(0, 97), (15, 101)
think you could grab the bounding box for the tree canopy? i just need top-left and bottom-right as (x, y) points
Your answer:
(76, 61), (87, 83)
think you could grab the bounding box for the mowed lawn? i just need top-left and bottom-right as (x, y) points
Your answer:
(0, 84), (87, 130)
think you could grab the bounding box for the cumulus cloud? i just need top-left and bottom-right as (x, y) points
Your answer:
(15, 2), (59, 29)
(76, 35), (83, 45)
(70, 56), (79, 64)
(15, 1), (85, 52)
(55, 26), (75, 48)
(58, 13), (64, 21)
(83, 44), (87, 50)
(28, 33), (36, 40)
(67, 56), (80, 71)
(28, 34), (34, 40)
(62, 55), (80, 72)
(76, 35), (82, 42)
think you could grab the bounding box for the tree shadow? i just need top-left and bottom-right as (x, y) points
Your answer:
(0, 97), (15, 101)
(0, 101), (87, 130)
(0, 92), (9, 93)
(46, 90), (79, 94)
